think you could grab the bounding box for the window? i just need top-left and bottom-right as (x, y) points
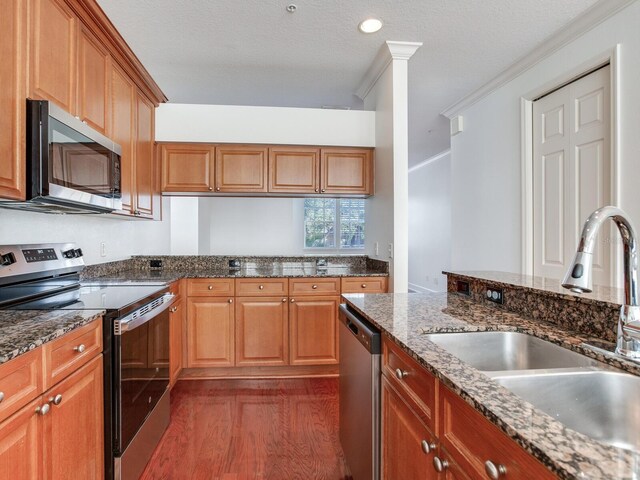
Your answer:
(304, 198), (365, 249)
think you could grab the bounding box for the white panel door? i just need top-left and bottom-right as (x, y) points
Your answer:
(533, 66), (611, 285)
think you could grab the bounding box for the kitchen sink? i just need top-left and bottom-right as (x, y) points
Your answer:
(493, 371), (640, 451)
(423, 331), (598, 372)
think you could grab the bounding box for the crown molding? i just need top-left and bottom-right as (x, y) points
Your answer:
(356, 41), (423, 100)
(441, 0), (635, 118)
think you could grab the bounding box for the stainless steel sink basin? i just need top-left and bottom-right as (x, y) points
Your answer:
(494, 371), (640, 451)
(424, 331), (598, 371)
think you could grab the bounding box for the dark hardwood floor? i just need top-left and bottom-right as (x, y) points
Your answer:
(140, 378), (351, 480)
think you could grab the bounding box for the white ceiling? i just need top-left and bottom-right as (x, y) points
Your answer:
(97, 0), (599, 166)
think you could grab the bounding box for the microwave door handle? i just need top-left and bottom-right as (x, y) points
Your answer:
(114, 294), (175, 334)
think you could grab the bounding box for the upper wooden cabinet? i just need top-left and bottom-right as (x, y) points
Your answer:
(269, 147), (320, 194)
(215, 145), (269, 193)
(321, 147), (373, 195)
(29, 0), (77, 114)
(78, 25), (109, 134)
(134, 93), (156, 218)
(160, 144), (216, 192)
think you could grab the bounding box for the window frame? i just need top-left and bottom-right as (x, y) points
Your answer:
(302, 198), (365, 253)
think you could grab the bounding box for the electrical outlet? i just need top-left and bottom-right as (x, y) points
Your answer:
(100, 242), (106, 257)
(388, 243), (393, 259)
(486, 288), (504, 305)
(374, 242), (379, 256)
(456, 280), (470, 296)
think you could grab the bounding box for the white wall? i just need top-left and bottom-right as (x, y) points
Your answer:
(169, 197), (199, 255)
(408, 151), (451, 292)
(156, 104), (376, 146)
(0, 198), (172, 265)
(450, 1), (640, 275)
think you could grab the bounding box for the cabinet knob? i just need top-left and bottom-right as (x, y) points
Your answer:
(73, 344), (86, 353)
(208, 187), (213, 191)
(421, 440), (436, 454)
(49, 394), (63, 406)
(36, 403), (50, 416)
(0, 392), (4, 403)
(208, 285), (214, 290)
(361, 283), (367, 288)
(321, 188), (326, 193)
(312, 284), (318, 289)
(485, 461), (507, 479)
(216, 187), (221, 192)
(170, 306), (177, 313)
(290, 298), (295, 303)
(228, 299), (234, 304)
(282, 298), (287, 302)
(395, 368), (408, 380)
(259, 285), (264, 290)
(433, 456), (449, 472)
(314, 188), (319, 193)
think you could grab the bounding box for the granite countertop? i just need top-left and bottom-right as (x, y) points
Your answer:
(343, 292), (640, 480)
(0, 309), (104, 365)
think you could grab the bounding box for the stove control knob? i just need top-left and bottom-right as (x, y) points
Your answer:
(0, 252), (16, 267)
(74, 248), (83, 258)
(62, 249), (75, 259)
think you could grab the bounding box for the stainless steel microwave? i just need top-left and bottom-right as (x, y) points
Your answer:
(0, 100), (123, 214)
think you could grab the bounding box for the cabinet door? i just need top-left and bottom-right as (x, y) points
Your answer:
(109, 62), (136, 214)
(29, 0), (77, 114)
(186, 298), (235, 367)
(161, 143), (216, 192)
(0, 0), (27, 200)
(0, 398), (43, 480)
(43, 355), (103, 480)
(169, 298), (183, 386)
(320, 148), (373, 195)
(78, 26), (109, 134)
(289, 296), (339, 365)
(215, 145), (268, 193)
(268, 147), (320, 193)
(382, 377), (437, 480)
(134, 93), (155, 217)
(236, 297), (288, 366)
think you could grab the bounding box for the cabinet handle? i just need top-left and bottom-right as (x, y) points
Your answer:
(73, 344), (86, 353)
(170, 306), (177, 313)
(36, 403), (50, 416)
(49, 394), (63, 406)
(0, 392), (4, 403)
(321, 188), (326, 193)
(433, 456), (449, 472)
(421, 440), (436, 454)
(282, 298), (287, 302)
(208, 187), (213, 191)
(259, 285), (264, 290)
(290, 298), (295, 303)
(216, 187), (221, 192)
(208, 285), (214, 290)
(314, 188), (319, 193)
(395, 368), (408, 380)
(228, 299), (234, 304)
(361, 284), (368, 288)
(485, 461), (507, 479)
(312, 285), (318, 289)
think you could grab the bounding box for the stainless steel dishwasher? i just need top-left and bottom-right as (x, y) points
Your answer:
(339, 304), (381, 480)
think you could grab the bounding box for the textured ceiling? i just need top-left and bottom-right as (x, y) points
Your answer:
(97, 0), (599, 165)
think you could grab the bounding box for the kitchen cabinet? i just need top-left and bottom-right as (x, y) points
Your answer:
(215, 145), (269, 193)
(320, 147), (373, 195)
(382, 377), (437, 480)
(169, 280), (185, 387)
(78, 25), (109, 134)
(134, 93), (156, 218)
(186, 297), (235, 367)
(268, 147), (320, 194)
(0, 398), (43, 479)
(0, 0), (27, 200)
(160, 144), (216, 192)
(341, 276), (388, 294)
(235, 297), (288, 366)
(236, 278), (288, 297)
(289, 296), (339, 365)
(43, 355), (104, 480)
(28, 0), (77, 114)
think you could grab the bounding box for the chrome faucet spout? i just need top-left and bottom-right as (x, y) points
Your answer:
(562, 206), (640, 360)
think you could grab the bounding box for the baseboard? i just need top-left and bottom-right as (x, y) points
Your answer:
(180, 364), (339, 380)
(408, 282), (441, 294)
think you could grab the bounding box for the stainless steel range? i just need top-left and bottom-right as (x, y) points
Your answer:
(0, 243), (174, 480)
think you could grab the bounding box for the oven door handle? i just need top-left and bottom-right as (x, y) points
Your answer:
(114, 293), (175, 335)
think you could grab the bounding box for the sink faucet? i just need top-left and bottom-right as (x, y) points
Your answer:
(562, 206), (640, 359)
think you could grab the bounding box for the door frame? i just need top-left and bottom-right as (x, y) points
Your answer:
(520, 44), (621, 286)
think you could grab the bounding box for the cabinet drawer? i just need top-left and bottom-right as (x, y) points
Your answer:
(289, 278), (340, 296)
(0, 348), (43, 423)
(187, 279), (235, 297)
(440, 386), (555, 480)
(341, 276), (388, 294)
(43, 319), (102, 389)
(236, 278), (288, 297)
(383, 337), (438, 432)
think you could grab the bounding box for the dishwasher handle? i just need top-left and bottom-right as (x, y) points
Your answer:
(339, 304), (381, 354)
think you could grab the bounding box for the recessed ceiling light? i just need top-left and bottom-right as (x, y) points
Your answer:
(358, 17), (383, 34)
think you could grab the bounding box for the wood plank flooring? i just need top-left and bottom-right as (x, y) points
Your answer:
(140, 378), (351, 480)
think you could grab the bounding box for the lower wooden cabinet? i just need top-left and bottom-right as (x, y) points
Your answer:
(381, 376), (437, 480)
(235, 297), (288, 366)
(289, 296), (339, 365)
(0, 398), (42, 479)
(169, 298), (184, 386)
(186, 297), (235, 367)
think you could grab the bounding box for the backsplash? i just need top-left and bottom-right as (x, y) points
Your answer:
(445, 271), (621, 343)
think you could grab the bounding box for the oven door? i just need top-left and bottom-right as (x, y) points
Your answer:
(113, 296), (173, 454)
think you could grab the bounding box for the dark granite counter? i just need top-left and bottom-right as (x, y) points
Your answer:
(0, 309), (104, 365)
(342, 292), (640, 480)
